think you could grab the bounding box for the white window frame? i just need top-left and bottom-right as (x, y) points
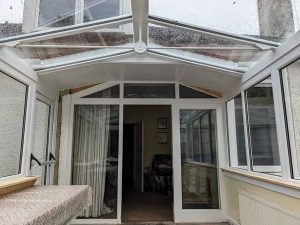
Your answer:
(31, 93), (55, 185)
(224, 30), (300, 188)
(59, 81), (226, 224)
(281, 67), (300, 179)
(26, 0), (127, 32)
(0, 69), (36, 182)
(172, 103), (226, 223)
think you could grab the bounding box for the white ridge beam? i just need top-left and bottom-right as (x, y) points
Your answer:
(131, 0), (149, 44)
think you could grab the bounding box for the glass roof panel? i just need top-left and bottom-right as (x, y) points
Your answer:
(8, 23), (134, 60)
(0, 0), (131, 40)
(148, 23), (270, 70)
(150, 0), (300, 43)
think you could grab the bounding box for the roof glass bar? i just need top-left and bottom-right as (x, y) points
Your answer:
(31, 50), (135, 71)
(148, 16), (279, 49)
(149, 0), (300, 43)
(148, 50), (245, 74)
(0, 15), (133, 45)
(8, 21), (134, 60)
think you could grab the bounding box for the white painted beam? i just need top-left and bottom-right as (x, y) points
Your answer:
(131, 0), (148, 43)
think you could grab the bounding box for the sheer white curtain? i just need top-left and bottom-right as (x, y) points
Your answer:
(73, 105), (111, 217)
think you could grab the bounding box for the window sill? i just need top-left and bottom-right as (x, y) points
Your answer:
(221, 167), (300, 198)
(0, 176), (38, 196)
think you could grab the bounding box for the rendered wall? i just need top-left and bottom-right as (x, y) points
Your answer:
(223, 175), (300, 224)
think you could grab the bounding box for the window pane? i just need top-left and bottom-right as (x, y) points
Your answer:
(0, 72), (27, 178)
(192, 119), (201, 161)
(227, 95), (247, 167)
(124, 84), (175, 98)
(39, 0), (76, 27)
(246, 77), (281, 176)
(179, 85), (216, 98)
(31, 100), (50, 185)
(72, 105), (119, 218)
(83, 85), (120, 98)
(180, 109), (219, 209)
(281, 59), (300, 179)
(84, 0), (132, 22)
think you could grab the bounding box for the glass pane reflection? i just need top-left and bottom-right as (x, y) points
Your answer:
(180, 109), (219, 209)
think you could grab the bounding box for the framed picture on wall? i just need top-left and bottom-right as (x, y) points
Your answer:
(157, 117), (167, 129)
(158, 132), (168, 144)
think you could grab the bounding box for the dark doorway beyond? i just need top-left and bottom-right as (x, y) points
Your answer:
(122, 105), (173, 222)
(122, 190), (173, 222)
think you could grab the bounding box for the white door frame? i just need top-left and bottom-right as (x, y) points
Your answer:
(59, 81), (227, 224)
(172, 103), (226, 223)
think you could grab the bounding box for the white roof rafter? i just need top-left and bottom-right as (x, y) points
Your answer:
(0, 14), (133, 46)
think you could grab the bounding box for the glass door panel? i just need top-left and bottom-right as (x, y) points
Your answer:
(31, 99), (51, 185)
(180, 109), (219, 209)
(173, 105), (223, 223)
(72, 105), (119, 219)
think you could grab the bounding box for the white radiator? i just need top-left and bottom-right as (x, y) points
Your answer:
(239, 191), (300, 225)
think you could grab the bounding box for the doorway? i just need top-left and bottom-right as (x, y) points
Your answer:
(122, 105), (173, 222)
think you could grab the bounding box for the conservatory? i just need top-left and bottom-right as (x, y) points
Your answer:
(1, 0), (300, 224)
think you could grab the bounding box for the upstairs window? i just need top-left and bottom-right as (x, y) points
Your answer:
(39, 0), (76, 27)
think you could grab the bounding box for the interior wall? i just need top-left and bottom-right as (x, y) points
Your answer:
(124, 105), (172, 168)
(223, 175), (300, 223)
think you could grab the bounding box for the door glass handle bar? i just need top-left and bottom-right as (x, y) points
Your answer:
(49, 152), (56, 161)
(30, 153), (41, 169)
(30, 153), (55, 169)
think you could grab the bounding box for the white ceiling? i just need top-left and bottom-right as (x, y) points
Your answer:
(38, 54), (241, 94)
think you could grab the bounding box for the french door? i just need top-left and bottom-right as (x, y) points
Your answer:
(172, 103), (225, 223)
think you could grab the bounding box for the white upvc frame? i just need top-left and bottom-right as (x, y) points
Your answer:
(223, 30), (300, 184)
(0, 69), (36, 182)
(281, 68), (300, 179)
(34, 93), (56, 185)
(172, 102), (226, 223)
(59, 81), (227, 224)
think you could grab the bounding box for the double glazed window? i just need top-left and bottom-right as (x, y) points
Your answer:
(38, 0), (125, 28)
(181, 110), (217, 165)
(281, 59), (300, 179)
(0, 72), (27, 178)
(227, 77), (282, 176)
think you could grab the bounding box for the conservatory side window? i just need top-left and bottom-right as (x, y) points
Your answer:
(226, 94), (247, 169)
(281, 59), (300, 180)
(227, 77), (283, 177)
(0, 72), (27, 178)
(245, 76), (282, 176)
